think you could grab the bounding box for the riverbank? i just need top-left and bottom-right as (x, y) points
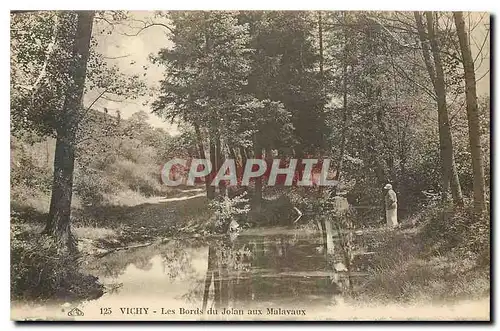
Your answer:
(10, 187), (215, 304)
(11, 189), (490, 316)
(11, 187), (212, 248)
(11, 227), (490, 321)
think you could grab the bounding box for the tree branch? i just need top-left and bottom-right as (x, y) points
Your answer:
(102, 53), (131, 60)
(33, 29), (56, 89)
(17, 13), (59, 97)
(78, 89), (108, 124)
(94, 16), (116, 32)
(475, 68), (490, 83)
(86, 89), (108, 111)
(120, 21), (173, 37)
(390, 58), (437, 100)
(365, 15), (420, 50)
(473, 28), (490, 65)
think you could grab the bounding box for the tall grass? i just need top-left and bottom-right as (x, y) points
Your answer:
(358, 204), (490, 304)
(11, 224), (104, 302)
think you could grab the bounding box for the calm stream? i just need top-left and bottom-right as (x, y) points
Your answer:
(11, 227), (489, 321)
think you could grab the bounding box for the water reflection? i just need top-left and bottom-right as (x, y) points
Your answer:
(86, 227), (359, 311)
(12, 228), (490, 321)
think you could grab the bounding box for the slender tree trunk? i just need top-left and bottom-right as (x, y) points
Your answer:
(213, 268), (221, 309)
(239, 146), (247, 169)
(202, 246), (215, 312)
(228, 145), (238, 169)
(318, 11), (324, 80)
(414, 12), (437, 83)
(323, 218), (335, 257)
(265, 147), (273, 163)
(44, 11), (94, 249)
(194, 123), (215, 200)
(376, 107), (395, 182)
(425, 12), (463, 206)
(238, 146), (248, 189)
(253, 134), (263, 209)
(209, 130), (217, 199)
(215, 131), (226, 196)
(415, 11), (463, 205)
(453, 12), (487, 214)
(335, 11), (349, 183)
(45, 139), (50, 167)
(228, 145), (240, 188)
(398, 114), (410, 183)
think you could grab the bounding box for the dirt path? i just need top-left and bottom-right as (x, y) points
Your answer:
(71, 188), (211, 250)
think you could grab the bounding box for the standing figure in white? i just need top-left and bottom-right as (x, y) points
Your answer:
(384, 184), (398, 228)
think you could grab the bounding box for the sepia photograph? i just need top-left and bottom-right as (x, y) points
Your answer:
(9, 9), (491, 321)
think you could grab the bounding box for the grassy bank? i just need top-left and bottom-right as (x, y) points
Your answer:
(10, 187), (213, 303)
(356, 204), (490, 305)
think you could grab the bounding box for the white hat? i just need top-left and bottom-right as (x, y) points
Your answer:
(384, 184), (392, 190)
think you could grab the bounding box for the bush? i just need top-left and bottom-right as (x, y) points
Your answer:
(73, 168), (119, 206)
(111, 159), (165, 197)
(11, 226), (104, 302)
(11, 137), (54, 212)
(11, 139), (53, 196)
(209, 193), (250, 233)
(420, 202), (490, 259)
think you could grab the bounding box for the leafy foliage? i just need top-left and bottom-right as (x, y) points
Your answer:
(209, 193), (250, 233)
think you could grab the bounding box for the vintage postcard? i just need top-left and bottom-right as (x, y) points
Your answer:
(10, 10), (490, 321)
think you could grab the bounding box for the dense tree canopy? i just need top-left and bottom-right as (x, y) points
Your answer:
(10, 10), (490, 243)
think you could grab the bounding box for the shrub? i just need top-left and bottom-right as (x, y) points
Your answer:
(420, 202), (490, 259)
(11, 140), (53, 196)
(11, 225), (104, 302)
(111, 159), (165, 197)
(73, 168), (119, 206)
(209, 193), (250, 233)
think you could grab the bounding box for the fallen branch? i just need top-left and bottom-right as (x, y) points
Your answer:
(292, 206), (303, 224)
(95, 242), (153, 258)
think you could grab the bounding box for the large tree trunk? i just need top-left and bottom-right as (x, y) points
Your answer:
(453, 12), (487, 215)
(44, 11), (94, 249)
(45, 136), (75, 248)
(415, 11), (463, 205)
